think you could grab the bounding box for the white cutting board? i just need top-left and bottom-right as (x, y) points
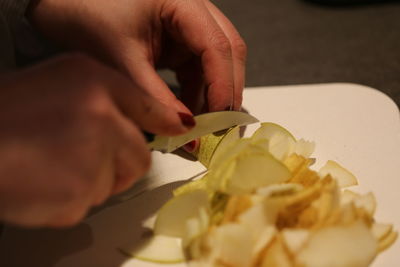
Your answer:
(1, 83), (399, 267)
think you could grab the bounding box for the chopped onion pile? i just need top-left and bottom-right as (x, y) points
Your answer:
(122, 122), (397, 267)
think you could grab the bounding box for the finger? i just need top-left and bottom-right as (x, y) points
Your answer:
(176, 57), (207, 115)
(44, 175), (94, 227)
(111, 114), (152, 195)
(161, 0), (235, 111)
(204, 1), (246, 110)
(0, 173), (94, 228)
(45, 203), (90, 227)
(91, 153), (114, 205)
(182, 139), (200, 153)
(114, 44), (192, 115)
(105, 64), (196, 136)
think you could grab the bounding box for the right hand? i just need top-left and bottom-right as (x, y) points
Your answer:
(0, 54), (195, 228)
(29, 0), (247, 114)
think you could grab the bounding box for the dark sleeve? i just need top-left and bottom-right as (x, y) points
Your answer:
(0, 0), (44, 71)
(0, 0), (31, 22)
(0, 8), (15, 71)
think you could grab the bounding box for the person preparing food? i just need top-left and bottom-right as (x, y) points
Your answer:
(0, 0), (246, 227)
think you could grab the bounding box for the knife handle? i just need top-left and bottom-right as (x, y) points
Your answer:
(142, 131), (155, 143)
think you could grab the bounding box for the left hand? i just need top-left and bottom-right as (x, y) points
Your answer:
(29, 0), (247, 114)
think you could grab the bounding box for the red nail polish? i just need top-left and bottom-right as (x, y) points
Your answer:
(178, 112), (196, 128)
(183, 140), (197, 153)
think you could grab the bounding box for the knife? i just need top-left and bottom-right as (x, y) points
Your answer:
(148, 111), (259, 153)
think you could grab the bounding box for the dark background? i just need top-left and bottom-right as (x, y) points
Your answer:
(213, 0), (400, 107)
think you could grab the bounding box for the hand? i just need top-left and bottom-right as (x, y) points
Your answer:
(0, 54), (194, 227)
(29, 0), (247, 114)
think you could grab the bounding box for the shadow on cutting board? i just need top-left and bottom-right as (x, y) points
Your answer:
(0, 223), (92, 267)
(0, 179), (191, 267)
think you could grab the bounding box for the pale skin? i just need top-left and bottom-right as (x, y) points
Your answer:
(0, 0), (246, 227)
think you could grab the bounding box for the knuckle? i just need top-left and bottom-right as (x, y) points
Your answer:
(47, 178), (91, 227)
(114, 150), (151, 194)
(87, 96), (112, 119)
(81, 88), (114, 124)
(61, 178), (91, 203)
(210, 30), (232, 59)
(139, 95), (155, 116)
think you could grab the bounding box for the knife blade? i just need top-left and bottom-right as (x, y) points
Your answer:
(149, 111), (259, 153)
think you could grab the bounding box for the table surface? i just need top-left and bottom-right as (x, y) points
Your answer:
(214, 0), (400, 107)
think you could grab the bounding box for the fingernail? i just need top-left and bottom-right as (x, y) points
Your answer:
(178, 112), (196, 128)
(183, 140), (197, 153)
